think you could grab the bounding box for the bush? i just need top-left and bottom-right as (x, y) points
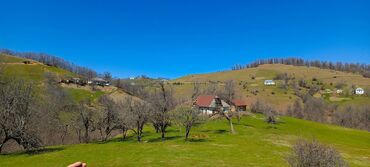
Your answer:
(287, 139), (347, 167)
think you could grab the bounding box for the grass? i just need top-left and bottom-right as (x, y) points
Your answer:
(65, 87), (106, 102)
(0, 115), (369, 167)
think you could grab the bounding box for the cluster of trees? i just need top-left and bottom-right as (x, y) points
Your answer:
(287, 138), (347, 167)
(0, 49), (98, 79)
(0, 73), (212, 153)
(286, 96), (370, 131)
(232, 57), (370, 78)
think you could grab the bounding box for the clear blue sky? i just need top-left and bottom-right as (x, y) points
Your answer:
(0, 0), (369, 78)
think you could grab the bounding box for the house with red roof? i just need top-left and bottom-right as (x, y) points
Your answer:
(231, 99), (247, 111)
(194, 95), (230, 115)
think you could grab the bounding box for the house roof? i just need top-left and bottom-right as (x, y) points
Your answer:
(231, 99), (247, 106)
(195, 95), (217, 107)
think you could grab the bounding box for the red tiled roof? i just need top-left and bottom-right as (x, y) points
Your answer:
(231, 99), (247, 106)
(195, 95), (217, 107)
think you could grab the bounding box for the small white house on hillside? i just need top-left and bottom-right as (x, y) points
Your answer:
(264, 80), (276, 86)
(336, 89), (343, 94)
(355, 88), (364, 95)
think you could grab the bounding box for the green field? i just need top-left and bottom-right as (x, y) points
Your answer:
(0, 115), (369, 167)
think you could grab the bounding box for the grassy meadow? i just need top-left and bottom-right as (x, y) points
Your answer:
(0, 115), (369, 167)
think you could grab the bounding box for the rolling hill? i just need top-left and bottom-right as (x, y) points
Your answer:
(0, 53), (369, 166)
(172, 64), (370, 112)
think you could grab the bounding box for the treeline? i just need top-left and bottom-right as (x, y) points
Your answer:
(232, 57), (370, 78)
(0, 49), (98, 79)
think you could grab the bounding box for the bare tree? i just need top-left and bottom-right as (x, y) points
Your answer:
(150, 82), (176, 141)
(129, 98), (150, 142)
(0, 78), (42, 153)
(171, 105), (206, 140)
(73, 100), (96, 143)
(116, 97), (135, 140)
(95, 96), (119, 141)
(218, 80), (236, 134)
(287, 138), (347, 167)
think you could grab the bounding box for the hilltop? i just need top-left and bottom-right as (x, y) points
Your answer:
(172, 64), (370, 112)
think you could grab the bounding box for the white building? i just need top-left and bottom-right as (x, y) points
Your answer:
(355, 88), (364, 95)
(336, 89), (343, 94)
(264, 80), (276, 86)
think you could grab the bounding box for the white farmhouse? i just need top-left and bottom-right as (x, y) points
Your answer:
(355, 88), (364, 95)
(336, 89), (343, 94)
(264, 80), (276, 86)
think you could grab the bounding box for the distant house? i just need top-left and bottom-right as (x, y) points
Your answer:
(264, 80), (276, 86)
(91, 78), (110, 86)
(355, 88), (364, 95)
(194, 95), (230, 115)
(231, 99), (247, 111)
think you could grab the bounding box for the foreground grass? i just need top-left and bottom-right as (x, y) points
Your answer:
(0, 115), (369, 167)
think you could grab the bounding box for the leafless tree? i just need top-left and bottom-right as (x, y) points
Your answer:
(217, 80), (236, 134)
(171, 105), (206, 140)
(287, 99), (303, 119)
(303, 96), (326, 123)
(129, 98), (151, 142)
(73, 100), (96, 143)
(287, 138), (347, 167)
(251, 100), (277, 124)
(150, 82), (176, 141)
(0, 78), (42, 153)
(95, 96), (119, 141)
(333, 105), (370, 131)
(116, 97), (135, 140)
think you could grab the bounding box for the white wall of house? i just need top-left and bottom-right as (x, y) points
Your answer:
(264, 80), (276, 85)
(355, 88), (364, 95)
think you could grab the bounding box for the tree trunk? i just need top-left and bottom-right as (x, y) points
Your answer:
(228, 118), (235, 134)
(237, 112), (241, 124)
(185, 127), (191, 141)
(84, 126), (89, 143)
(161, 128), (165, 141)
(122, 128), (127, 141)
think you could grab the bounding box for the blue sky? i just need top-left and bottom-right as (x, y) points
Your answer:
(0, 0), (369, 78)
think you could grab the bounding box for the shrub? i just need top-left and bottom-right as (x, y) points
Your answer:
(287, 139), (347, 167)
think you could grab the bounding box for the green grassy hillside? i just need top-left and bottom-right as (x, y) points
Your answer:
(0, 53), (127, 102)
(172, 64), (370, 111)
(0, 115), (369, 167)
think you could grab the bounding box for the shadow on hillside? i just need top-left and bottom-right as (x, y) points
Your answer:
(148, 135), (182, 142)
(200, 129), (228, 134)
(187, 138), (209, 142)
(2, 147), (65, 156)
(241, 123), (255, 128)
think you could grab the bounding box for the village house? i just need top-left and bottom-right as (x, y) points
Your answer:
(355, 88), (364, 95)
(264, 80), (276, 86)
(336, 89), (343, 94)
(230, 99), (247, 112)
(194, 95), (230, 115)
(91, 78), (110, 86)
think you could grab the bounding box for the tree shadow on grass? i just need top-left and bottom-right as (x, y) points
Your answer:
(187, 138), (210, 142)
(1, 147), (65, 156)
(147, 135), (182, 143)
(200, 129), (228, 134)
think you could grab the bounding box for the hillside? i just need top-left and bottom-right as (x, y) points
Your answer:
(0, 115), (369, 167)
(172, 64), (370, 111)
(0, 53), (130, 102)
